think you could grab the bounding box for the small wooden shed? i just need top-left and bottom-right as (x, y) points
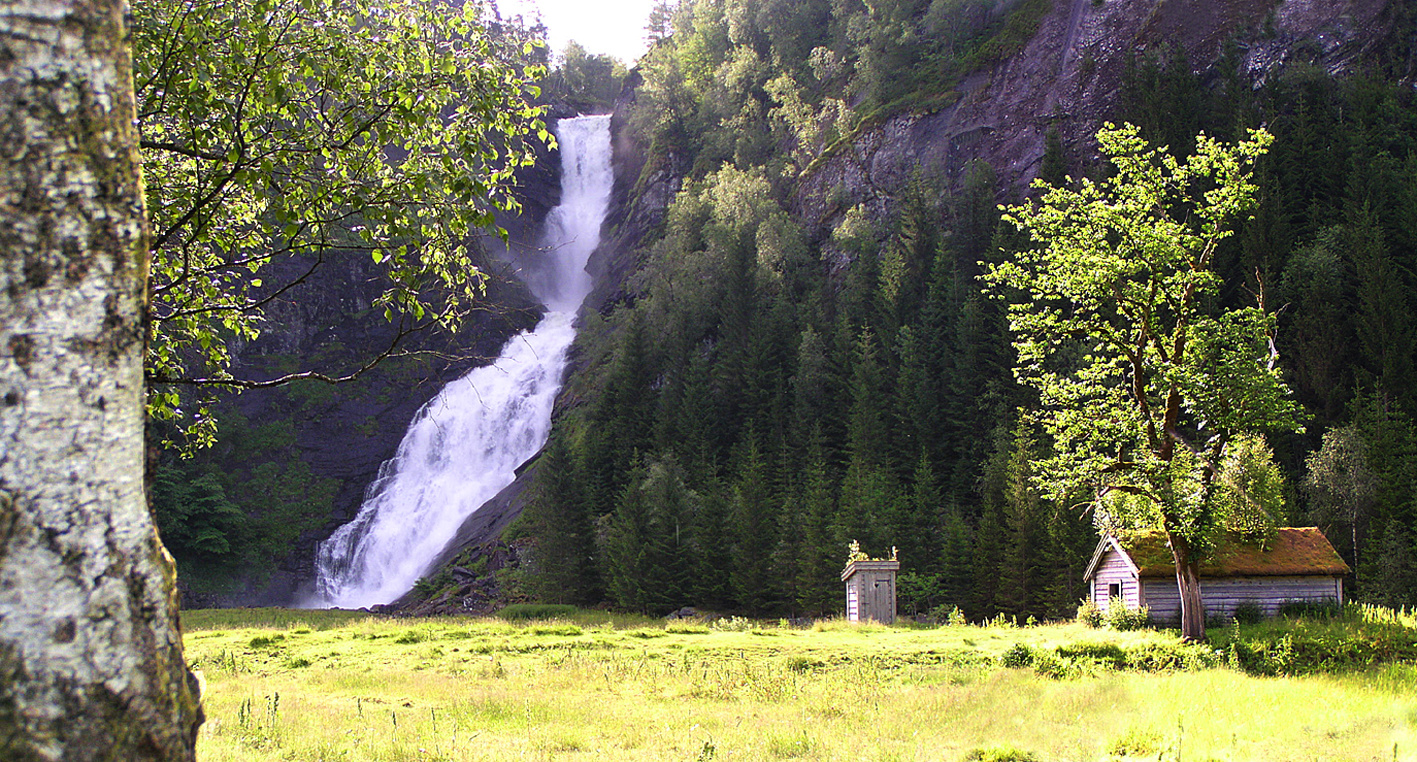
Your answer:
(842, 558), (900, 624)
(1083, 527), (1350, 623)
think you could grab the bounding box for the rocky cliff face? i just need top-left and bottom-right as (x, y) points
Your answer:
(797, 0), (1397, 237)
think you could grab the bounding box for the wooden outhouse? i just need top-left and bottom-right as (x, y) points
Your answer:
(1083, 527), (1350, 623)
(842, 559), (900, 623)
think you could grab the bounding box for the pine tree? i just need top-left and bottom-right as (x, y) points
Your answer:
(690, 477), (734, 608)
(605, 463), (655, 612)
(838, 328), (904, 551)
(938, 503), (975, 615)
(905, 449), (943, 576)
(993, 424), (1042, 619)
(729, 434), (778, 613)
(605, 457), (698, 614)
(1371, 523), (1417, 607)
(525, 435), (599, 604)
(1039, 126), (1066, 188)
(1348, 201), (1415, 409)
(796, 427), (841, 616)
(640, 457), (699, 608)
(972, 428), (1010, 616)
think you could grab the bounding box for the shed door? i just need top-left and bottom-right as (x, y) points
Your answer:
(870, 575), (893, 622)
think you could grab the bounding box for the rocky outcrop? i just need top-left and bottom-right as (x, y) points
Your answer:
(797, 0), (1396, 234)
(585, 70), (688, 316)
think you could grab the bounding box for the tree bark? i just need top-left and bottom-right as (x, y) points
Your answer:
(0, 1), (202, 759)
(1167, 531), (1207, 642)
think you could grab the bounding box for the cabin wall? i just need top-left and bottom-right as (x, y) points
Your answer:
(1090, 548), (1139, 613)
(1140, 575), (1345, 625)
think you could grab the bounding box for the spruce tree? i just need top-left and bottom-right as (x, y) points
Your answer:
(796, 427), (842, 616)
(729, 434), (778, 613)
(605, 463), (655, 612)
(525, 435), (599, 604)
(993, 424), (1042, 619)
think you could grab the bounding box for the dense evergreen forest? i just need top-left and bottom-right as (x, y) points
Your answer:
(518, 0), (1417, 619)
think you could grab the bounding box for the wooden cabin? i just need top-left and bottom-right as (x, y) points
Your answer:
(842, 559), (900, 624)
(1083, 527), (1350, 624)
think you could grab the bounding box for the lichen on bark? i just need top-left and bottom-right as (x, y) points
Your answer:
(0, 1), (202, 759)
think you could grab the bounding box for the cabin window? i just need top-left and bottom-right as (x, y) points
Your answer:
(1107, 582), (1121, 600)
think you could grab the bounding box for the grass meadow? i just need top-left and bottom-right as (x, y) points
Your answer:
(182, 607), (1417, 761)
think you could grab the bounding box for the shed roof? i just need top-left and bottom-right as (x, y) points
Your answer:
(1085, 527), (1350, 580)
(841, 559), (900, 581)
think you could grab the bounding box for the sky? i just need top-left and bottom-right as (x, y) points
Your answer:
(499, 0), (659, 65)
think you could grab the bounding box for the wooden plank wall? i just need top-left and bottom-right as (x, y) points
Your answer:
(1091, 549), (1139, 613)
(1140, 575), (1343, 624)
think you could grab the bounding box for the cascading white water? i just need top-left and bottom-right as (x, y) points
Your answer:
(312, 115), (612, 608)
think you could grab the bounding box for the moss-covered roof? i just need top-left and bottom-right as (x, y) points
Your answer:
(1119, 527), (1350, 578)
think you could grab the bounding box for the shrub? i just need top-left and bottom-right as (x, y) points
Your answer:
(1232, 601), (1263, 625)
(1076, 598), (1103, 628)
(784, 655), (825, 673)
(1030, 649), (1072, 679)
(710, 616), (758, 632)
(1277, 600), (1342, 620)
(498, 603), (579, 621)
(1105, 597), (1149, 631)
(1000, 643), (1035, 668)
(1054, 641), (1127, 668)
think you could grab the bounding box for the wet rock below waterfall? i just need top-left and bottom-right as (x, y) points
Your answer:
(388, 539), (531, 617)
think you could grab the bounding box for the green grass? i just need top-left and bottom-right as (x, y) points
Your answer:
(183, 609), (1417, 761)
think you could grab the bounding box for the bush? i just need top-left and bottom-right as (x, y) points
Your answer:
(1000, 643), (1035, 668)
(1054, 641), (1127, 668)
(1232, 601), (1263, 625)
(1277, 600), (1342, 620)
(1030, 649), (1073, 679)
(1105, 597), (1149, 631)
(497, 603), (579, 621)
(1076, 598), (1103, 628)
(709, 616), (758, 632)
(1215, 603), (1417, 675)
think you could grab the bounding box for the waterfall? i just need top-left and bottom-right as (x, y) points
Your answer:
(312, 115), (612, 608)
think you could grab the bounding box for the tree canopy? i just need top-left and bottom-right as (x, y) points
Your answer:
(984, 123), (1300, 640)
(133, 0), (549, 447)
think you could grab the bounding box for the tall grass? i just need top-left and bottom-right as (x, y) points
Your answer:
(183, 609), (1417, 761)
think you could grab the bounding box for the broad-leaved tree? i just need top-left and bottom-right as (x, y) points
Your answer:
(133, 0), (549, 446)
(984, 123), (1301, 640)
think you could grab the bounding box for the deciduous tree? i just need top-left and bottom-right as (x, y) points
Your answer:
(985, 123), (1300, 640)
(0, 0), (201, 756)
(132, 0), (548, 446)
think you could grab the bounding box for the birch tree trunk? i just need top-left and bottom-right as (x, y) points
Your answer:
(0, 1), (202, 759)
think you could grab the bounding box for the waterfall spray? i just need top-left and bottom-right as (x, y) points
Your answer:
(313, 115), (612, 608)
